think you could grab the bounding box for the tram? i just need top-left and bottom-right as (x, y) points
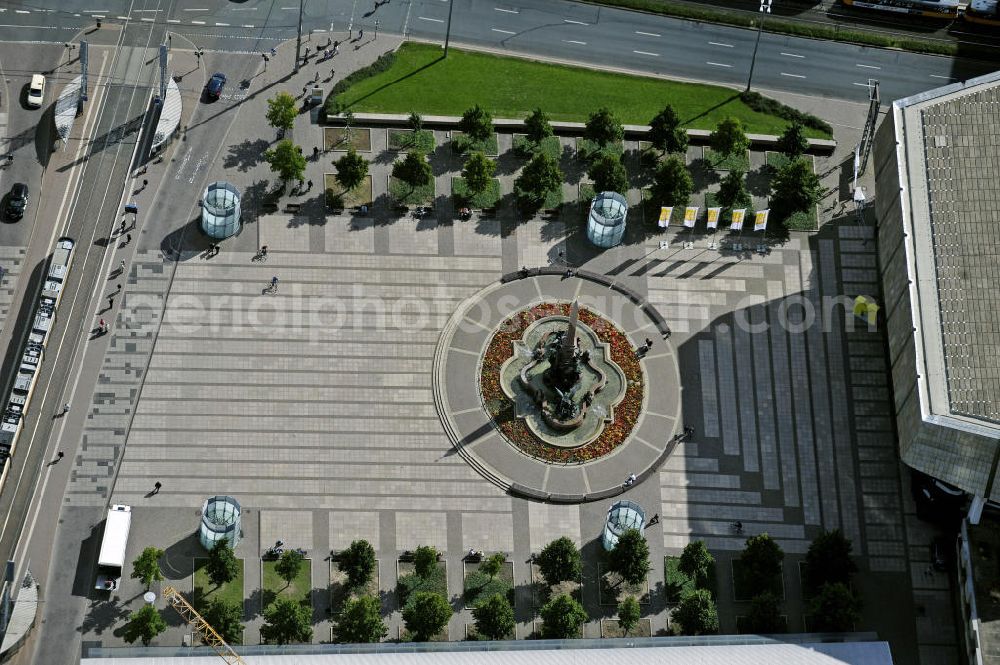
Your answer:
(0, 237), (75, 487)
(842, 0), (960, 19)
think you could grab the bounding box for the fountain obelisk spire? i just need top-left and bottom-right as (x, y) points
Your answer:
(549, 301), (581, 392)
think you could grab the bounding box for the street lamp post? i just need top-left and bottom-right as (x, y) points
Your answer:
(294, 0), (304, 74)
(444, 0), (455, 57)
(745, 0), (772, 93)
(375, 19), (379, 39)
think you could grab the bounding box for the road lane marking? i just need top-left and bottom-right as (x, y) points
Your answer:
(117, 15), (129, 19)
(140, 17), (154, 21)
(419, 16), (444, 22)
(707, 61), (732, 68)
(495, 7), (519, 13)
(191, 20), (206, 24)
(635, 30), (660, 37)
(781, 72), (806, 78)
(231, 6), (257, 9)
(493, 27), (516, 34)
(853, 82), (874, 87)
(564, 19), (588, 25)
(709, 41), (733, 47)
(183, 7), (209, 10)
(564, 39), (587, 45)
(929, 74), (954, 79)
(781, 52), (804, 58)
(856, 63), (880, 69)
(633, 50), (659, 56)
(167, 18), (180, 23)
(215, 22), (230, 26)
(15, 9), (29, 13)
(243, 24), (254, 27)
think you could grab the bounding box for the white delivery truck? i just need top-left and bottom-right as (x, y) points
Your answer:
(95, 504), (131, 591)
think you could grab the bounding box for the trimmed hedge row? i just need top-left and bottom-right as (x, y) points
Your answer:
(739, 91), (832, 136)
(326, 51), (398, 114)
(583, 0), (1000, 59)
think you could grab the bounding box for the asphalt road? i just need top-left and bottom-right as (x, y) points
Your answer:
(0, 0), (994, 105)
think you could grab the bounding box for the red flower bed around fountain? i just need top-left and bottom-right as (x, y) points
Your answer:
(479, 303), (645, 464)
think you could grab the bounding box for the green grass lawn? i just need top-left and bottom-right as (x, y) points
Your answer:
(397, 561), (448, 609)
(765, 152), (815, 172)
(463, 562), (515, 608)
(452, 177), (501, 209)
(262, 559), (313, 609)
(388, 128), (436, 153)
(783, 207), (819, 231)
(389, 176), (435, 205)
(704, 148), (751, 172)
(452, 131), (499, 156)
(512, 135), (562, 160)
(193, 558), (245, 611)
(325, 173), (373, 209)
(331, 42), (830, 137)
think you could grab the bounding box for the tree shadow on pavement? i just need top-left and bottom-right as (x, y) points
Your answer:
(224, 138), (269, 172)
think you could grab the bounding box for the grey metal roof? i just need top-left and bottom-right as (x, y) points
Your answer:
(82, 640), (894, 665)
(920, 85), (1000, 424)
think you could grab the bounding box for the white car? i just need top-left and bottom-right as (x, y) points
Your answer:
(27, 74), (45, 108)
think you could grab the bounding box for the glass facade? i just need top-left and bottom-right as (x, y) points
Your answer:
(587, 191), (628, 249)
(201, 181), (241, 239)
(199, 495), (242, 550)
(602, 500), (645, 551)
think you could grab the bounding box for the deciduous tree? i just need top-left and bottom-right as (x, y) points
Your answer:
(413, 545), (438, 578)
(588, 153), (629, 194)
(335, 595), (387, 643)
(123, 605), (167, 646)
(514, 153), (563, 207)
(803, 529), (857, 598)
(275, 549), (304, 589)
(771, 157), (822, 219)
(710, 116), (750, 158)
(777, 121), (808, 160)
(717, 170), (751, 210)
(536, 537), (582, 586)
(463, 151), (496, 194)
(651, 154), (693, 208)
(339, 539), (377, 591)
(739, 533), (784, 598)
(617, 596), (641, 636)
(334, 148), (369, 191)
(392, 151), (432, 190)
(480, 553), (506, 580)
(206, 538), (239, 589)
(402, 591), (452, 641)
(459, 105), (493, 143)
(473, 593), (515, 640)
(745, 592), (784, 634)
(608, 528), (650, 586)
(408, 111), (423, 132)
(806, 582), (860, 632)
(540, 594), (587, 639)
(524, 108), (553, 145)
(131, 546), (164, 590)
(649, 104), (688, 155)
(261, 597), (313, 645)
(584, 107), (624, 148)
(265, 92), (298, 132)
(203, 598), (244, 644)
(678, 540), (713, 588)
(264, 139), (307, 185)
(674, 589), (718, 635)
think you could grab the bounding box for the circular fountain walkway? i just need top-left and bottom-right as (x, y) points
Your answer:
(432, 268), (682, 503)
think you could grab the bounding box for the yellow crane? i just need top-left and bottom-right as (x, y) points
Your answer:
(162, 586), (247, 665)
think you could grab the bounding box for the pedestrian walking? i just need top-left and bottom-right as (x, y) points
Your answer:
(270, 47), (277, 57)
(307, 179), (313, 190)
(153, 481), (162, 494)
(142, 178), (148, 189)
(125, 233), (132, 245)
(358, 29), (363, 39)
(645, 337), (653, 350)
(115, 282), (121, 294)
(314, 71), (319, 82)
(312, 146), (319, 158)
(330, 68), (335, 79)
(63, 403), (70, 414)
(648, 513), (659, 525)
(57, 451), (64, 460)
(119, 259), (125, 273)
(119, 219), (127, 235)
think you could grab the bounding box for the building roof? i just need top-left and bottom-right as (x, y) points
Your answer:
(891, 71), (1000, 432)
(81, 638), (894, 665)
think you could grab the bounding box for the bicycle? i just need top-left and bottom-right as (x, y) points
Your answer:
(263, 283), (278, 295)
(252, 252), (268, 263)
(730, 521), (744, 535)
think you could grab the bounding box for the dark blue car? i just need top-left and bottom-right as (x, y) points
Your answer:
(205, 72), (226, 100)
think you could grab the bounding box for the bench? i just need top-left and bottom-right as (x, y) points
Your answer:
(284, 203), (301, 214)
